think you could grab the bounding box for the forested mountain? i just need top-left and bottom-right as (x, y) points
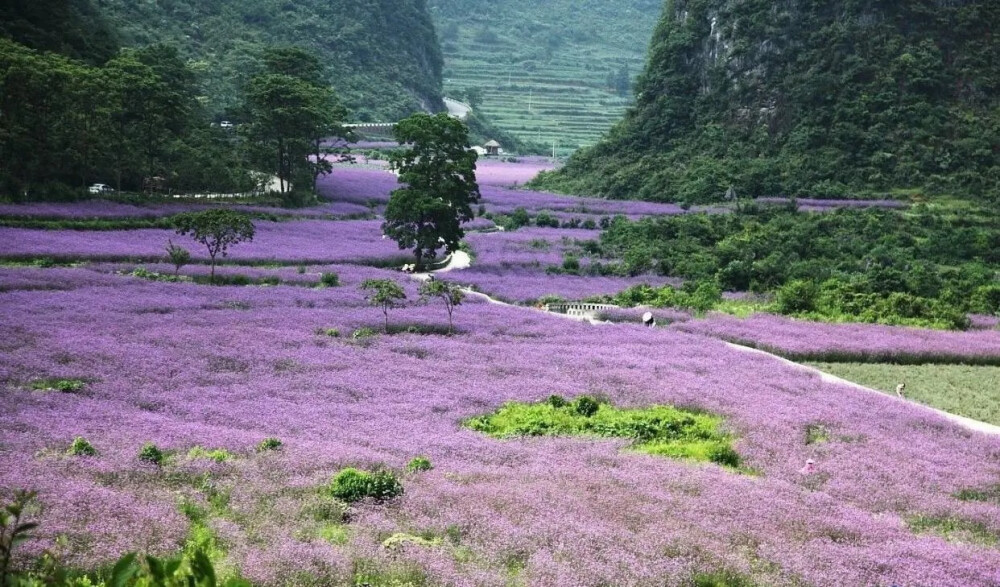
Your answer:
(0, 0), (118, 64)
(535, 0), (1000, 203)
(99, 0), (444, 121)
(428, 0), (661, 153)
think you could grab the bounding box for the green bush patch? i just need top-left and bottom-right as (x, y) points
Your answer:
(406, 456), (433, 473)
(138, 442), (165, 465)
(67, 436), (97, 457)
(955, 485), (1000, 505)
(329, 468), (403, 503)
(465, 396), (740, 468)
(187, 446), (235, 463)
(30, 378), (87, 393)
(256, 437), (283, 452)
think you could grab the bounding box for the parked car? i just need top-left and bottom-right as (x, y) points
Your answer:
(220, 121), (234, 129)
(88, 183), (113, 194)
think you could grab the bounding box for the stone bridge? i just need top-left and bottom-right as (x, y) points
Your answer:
(342, 97), (471, 139)
(544, 302), (619, 319)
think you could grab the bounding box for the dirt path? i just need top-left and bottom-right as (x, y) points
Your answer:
(443, 97), (472, 120)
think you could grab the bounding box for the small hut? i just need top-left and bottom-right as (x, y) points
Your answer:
(484, 140), (501, 157)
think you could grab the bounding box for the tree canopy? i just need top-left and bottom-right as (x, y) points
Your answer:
(173, 209), (255, 281)
(383, 113), (480, 270)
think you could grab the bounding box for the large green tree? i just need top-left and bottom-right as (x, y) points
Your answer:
(242, 48), (346, 198)
(383, 113), (480, 270)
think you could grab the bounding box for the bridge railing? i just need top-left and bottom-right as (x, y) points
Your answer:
(544, 303), (620, 314)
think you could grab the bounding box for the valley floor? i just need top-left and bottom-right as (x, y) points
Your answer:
(2, 160), (999, 586)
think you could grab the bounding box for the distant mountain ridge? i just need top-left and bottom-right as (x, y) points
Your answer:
(534, 0), (1000, 203)
(97, 0), (445, 121)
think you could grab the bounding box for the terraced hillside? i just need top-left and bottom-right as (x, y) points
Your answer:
(429, 0), (661, 154)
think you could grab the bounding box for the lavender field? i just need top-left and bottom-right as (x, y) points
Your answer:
(2, 160), (1000, 586)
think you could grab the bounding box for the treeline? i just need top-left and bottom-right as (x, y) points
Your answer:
(597, 207), (1000, 329)
(0, 40), (343, 203)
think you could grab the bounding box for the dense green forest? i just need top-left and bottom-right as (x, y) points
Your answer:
(535, 0), (1000, 203)
(0, 36), (342, 201)
(99, 0), (444, 121)
(594, 206), (1000, 329)
(428, 0), (661, 153)
(0, 0), (118, 64)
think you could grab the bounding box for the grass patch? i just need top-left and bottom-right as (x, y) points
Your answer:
(804, 423), (830, 445)
(808, 363), (1000, 426)
(465, 395), (740, 468)
(187, 446), (235, 462)
(907, 515), (1000, 547)
(955, 484), (1000, 504)
(30, 378), (87, 393)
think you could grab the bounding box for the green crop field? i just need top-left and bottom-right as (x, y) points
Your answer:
(429, 1), (661, 155)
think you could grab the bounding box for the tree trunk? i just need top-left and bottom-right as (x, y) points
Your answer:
(383, 307), (389, 333)
(210, 254), (216, 284)
(414, 248), (424, 272)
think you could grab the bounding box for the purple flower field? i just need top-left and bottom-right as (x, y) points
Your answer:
(444, 265), (677, 304)
(3, 266), (1000, 585)
(675, 313), (1000, 364)
(0, 199), (371, 220)
(0, 220), (406, 265)
(3, 157), (1000, 585)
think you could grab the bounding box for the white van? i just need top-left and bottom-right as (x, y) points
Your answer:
(88, 183), (113, 194)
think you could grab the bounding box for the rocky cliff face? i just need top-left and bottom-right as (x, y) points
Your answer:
(535, 0), (999, 203)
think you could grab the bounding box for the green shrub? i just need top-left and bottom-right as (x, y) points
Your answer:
(406, 456), (433, 472)
(546, 394), (568, 408)
(321, 328), (341, 337)
(534, 211), (559, 228)
(776, 280), (819, 314)
(561, 255), (580, 273)
(138, 442), (165, 465)
(165, 239), (191, 275)
(329, 468), (403, 502)
(188, 446), (234, 462)
(572, 395), (601, 417)
(508, 207), (530, 230)
(971, 285), (1000, 315)
(256, 438), (283, 452)
(68, 436), (97, 456)
(320, 272), (340, 287)
(352, 327), (378, 339)
(297, 265), (307, 274)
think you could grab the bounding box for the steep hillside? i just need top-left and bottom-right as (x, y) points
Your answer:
(535, 0), (1000, 203)
(0, 0), (118, 64)
(428, 0), (661, 154)
(100, 0), (444, 121)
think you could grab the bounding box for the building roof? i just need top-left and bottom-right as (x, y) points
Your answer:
(484, 140), (501, 148)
